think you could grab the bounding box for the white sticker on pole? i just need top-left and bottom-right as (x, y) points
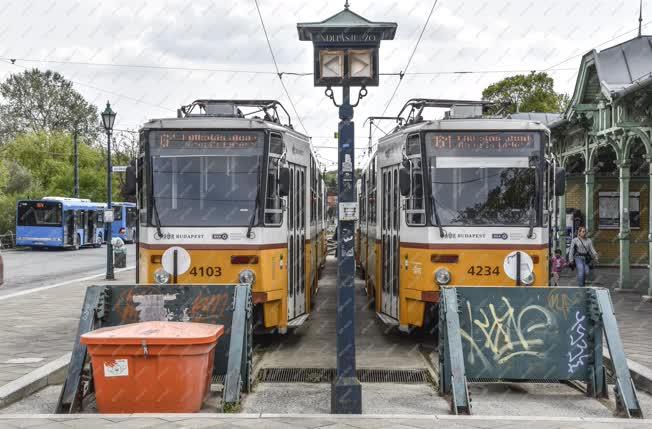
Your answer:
(104, 359), (129, 377)
(161, 246), (191, 275)
(103, 210), (114, 223)
(503, 251), (534, 281)
(339, 202), (358, 221)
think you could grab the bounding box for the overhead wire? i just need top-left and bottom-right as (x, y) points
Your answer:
(542, 19), (652, 72)
(376, 0), (439, 124)
(253, 0), (309, 136)
(0, 59), (176, 113)
(0, 56), (578, 78)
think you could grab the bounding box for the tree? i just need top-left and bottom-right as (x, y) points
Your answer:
(0, 69), (98, 143)
(482, 72), (569, 115)
(0, 131), (122, 234)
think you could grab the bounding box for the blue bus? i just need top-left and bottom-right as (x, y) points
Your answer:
(111, 202), (137, 243)
(16, 197), (106, 249)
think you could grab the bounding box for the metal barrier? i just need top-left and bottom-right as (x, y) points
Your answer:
(56, 284), (252, 413)
(439, 286), (643, 418)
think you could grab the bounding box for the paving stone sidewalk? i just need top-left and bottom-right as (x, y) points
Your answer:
(0, 269), (135, 387)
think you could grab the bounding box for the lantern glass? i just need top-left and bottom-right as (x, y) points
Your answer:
(101, 101), (116, 132)
(320, 50), (344, 78)
(349, 49), (372, 78)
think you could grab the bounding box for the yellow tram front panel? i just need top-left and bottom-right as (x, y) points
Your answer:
(398, 244), (549, 328)
(139, 245), (290, 329)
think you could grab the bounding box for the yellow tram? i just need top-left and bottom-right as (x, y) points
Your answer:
(357, 99), (564, 331)
(135, 100), (327, 333)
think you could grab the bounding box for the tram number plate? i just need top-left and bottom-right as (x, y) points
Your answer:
(189, 266), (222, 277)
(467, 265), (500, 276)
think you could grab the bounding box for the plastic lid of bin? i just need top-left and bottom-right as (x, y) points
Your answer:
(80, 321), (224, 345)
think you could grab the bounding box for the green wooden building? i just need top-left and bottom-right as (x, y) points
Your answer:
(550, 34), (652, 294)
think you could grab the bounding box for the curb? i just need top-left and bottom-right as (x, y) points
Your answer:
(603, 353), (652, 395)
(0, 353), (70, 408)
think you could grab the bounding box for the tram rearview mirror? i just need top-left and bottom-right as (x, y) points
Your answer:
(399, 167), (410, 196)
(279, 166), (290, 197)
(555, 167), (566, 196)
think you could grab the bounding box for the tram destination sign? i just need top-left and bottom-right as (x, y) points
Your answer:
(151, 130), (262, 150)
(428, 131), (539, 155)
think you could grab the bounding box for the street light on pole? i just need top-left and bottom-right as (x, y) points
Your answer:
(101, 101), (116, 281)
(298, 5), (396, 414)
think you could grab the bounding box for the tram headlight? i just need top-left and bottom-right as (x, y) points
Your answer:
(239, 269), (256, 285)
(522, 271), (535, 285)
(435, 268), (451, 285)
(154, 268), (170, 285)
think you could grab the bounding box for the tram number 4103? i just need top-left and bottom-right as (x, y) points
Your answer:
(467, 265), (500, 276)
(189, 266), (222, 277)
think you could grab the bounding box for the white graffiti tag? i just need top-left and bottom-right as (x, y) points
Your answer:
(568, 311), (589, 374)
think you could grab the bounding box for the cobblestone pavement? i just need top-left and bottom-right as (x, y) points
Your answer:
(1, 414), (652, 428)
(0, 268), (135, 386)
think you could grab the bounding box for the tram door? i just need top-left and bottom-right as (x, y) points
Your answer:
(381, 166), (400, 319)
(288, 164), (306, 320)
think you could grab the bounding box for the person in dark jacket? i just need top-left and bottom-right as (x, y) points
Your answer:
(568, 226), (599, 287)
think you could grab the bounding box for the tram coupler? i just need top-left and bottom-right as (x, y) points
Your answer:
(56, 283), (253, 414)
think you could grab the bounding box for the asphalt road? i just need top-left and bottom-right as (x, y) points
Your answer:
(0, 244), (136, 297)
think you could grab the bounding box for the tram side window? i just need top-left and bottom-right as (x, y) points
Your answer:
(405, 135), (426, 226)
(369, 157), (377, 225)
(264, 156), (283, 226)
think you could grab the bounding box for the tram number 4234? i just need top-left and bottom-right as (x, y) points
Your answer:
(189, 266), (222, 277)
(467, 265), (500, 276)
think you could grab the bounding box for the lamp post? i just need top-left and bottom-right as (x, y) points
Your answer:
(102, 101), (116, 280)
(298, 4), (396, 414)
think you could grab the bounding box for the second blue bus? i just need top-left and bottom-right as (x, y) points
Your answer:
(111, 202), (137, 243)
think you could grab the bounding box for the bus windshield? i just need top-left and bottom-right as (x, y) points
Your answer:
(426, 131), (540, 227)
(17, 201), (62, 227)
(152, 155), (260, 227)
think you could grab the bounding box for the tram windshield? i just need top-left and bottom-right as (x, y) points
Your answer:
(426, 131), (540, 227)
(152, 155), (260, 227)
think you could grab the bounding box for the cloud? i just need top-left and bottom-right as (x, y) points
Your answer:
(0, 0), (646, 165)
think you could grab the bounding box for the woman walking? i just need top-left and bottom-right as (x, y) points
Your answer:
(568, 226), (599, 287)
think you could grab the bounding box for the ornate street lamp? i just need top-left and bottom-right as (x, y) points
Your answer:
(298, 3), (396, 415)
(102, 101), (116, 280)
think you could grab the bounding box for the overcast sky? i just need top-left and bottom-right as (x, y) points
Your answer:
(0, 0), (648, 168)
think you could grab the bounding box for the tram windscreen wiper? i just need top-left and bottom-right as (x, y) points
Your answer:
(431, 195), (445, 238)
(152, 196), (163, 238)
(527, 201), (536, 238)
(246, 162), (262, 239)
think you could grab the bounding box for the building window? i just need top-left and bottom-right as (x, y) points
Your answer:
(598, 192), (640, 229)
